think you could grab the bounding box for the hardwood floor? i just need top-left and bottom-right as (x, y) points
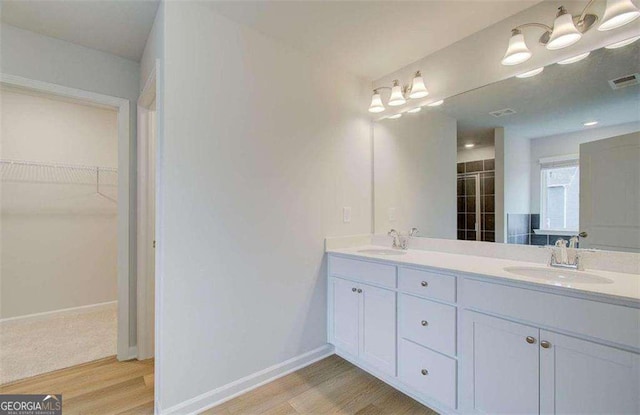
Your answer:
(0, 354), (436, 414)
(0, 356), (154, 415)
(203, 355), (437, 415)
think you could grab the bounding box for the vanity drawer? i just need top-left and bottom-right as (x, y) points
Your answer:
(329, 256), (396, 288)
(461, 278), (640, 349)
(399, 339), (457, 409)
(400, 294), (456, 356)
(399, 267), (456, 303)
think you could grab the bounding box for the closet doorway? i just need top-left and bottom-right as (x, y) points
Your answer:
(0, 75), (132, 384)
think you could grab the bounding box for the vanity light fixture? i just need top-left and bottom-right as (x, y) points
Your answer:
(427, 100), (444, 107)
(500, 0), (639, 66)
(583, 120), (598, 126)
(407, 107), (422, 113)
(367, 71), (430, 112)
(599, 0), (640, 31)
(516, 67), (545, 78)
(605, 35), (640, 48)
(464, 143), (475, 148)
(557, 52), (590, 64)
(388, 113), (403, 119)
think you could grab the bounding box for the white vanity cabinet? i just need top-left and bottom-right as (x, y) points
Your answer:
(329, 275), (396, 376)
(327, 253), (640, 415)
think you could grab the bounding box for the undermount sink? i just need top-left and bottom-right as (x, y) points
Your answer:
(358, 248), (407, 256)
(504, 266), (613, 285)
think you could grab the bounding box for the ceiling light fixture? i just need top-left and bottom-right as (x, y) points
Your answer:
(465, 143), (475, 148)
(499, 0), (639, 66)
(583, 120), (598, 126)
(599, 0), (640, 31)
(388, 113), (402, 120)
(557, 52), (590, 64)
(407, 107), (422, 113)
(427, 100), (444, 107)
(367, 70), (431, 112)
(605, 35), (640, 49)
(516, 67), (545, 78)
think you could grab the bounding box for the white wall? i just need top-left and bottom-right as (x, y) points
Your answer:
(140, 4), (164, 90)
(494, 128), (505, 242)
(1, 88), (118, 318)
(0, 23), (139, 344)
(159, 2), (371, 409)
(457, 145), (495, 163)
(503, 131), (531, 217)
(529, 122), (640, 213)
(374, 111), (457, 238)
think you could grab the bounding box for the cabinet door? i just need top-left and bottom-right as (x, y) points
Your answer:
(330, 278), (360, 357)
(360, 284), (397, 376)
(460, 311), (540, 414)
(540, 330), (640, 415)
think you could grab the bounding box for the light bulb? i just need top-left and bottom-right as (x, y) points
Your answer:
(557, 52), (590, 64)
(407, 107), (422, 113)
(388, 80), (406, 106)
(547, 7), (582, 50)
(516, 67), (544, 78)
(388, 113), (402, 119)
(427, 100), (444, 107)
(605, 35), (640, 49)
(409, 71), (429, 99)
(368, 91), (385, 113)
(599, 0), (640, 31)
(501, 29), (532, 65)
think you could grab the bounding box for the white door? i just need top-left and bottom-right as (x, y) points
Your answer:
(580, 132), (640, 252)
(360, 284), (396, 376)
(330, 278), (360, 357)
(540, 330), (640, 415)
(460, 311), (540, 414)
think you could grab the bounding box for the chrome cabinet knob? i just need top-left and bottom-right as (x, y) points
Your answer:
(352, 287), (357, 292)
(357, 288), (362, 293)
(421, 320), (428, 326)
(421, 369), (428, 376)
(421, 281), (428, 287)
(526, 336), (536, 344)
(578, 231), (588, 238)
(541, 340), (551, 349)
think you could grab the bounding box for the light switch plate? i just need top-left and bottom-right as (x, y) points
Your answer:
(343, 207), (352, 223)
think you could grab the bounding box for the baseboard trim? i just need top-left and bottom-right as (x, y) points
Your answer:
(161, 344), (335, 415)
(127, 346), (138, 361)
(0, 301), (118, 324)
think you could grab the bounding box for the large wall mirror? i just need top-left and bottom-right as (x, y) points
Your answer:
(373, 42), (640, 252)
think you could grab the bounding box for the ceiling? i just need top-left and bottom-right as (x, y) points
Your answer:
(205, 1), (539, 81)
(1, 0), (160, 62)
(441, 42), (640, 148)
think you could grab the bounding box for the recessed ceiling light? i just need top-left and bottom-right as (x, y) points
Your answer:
(558, 52), (590, 65)
(516, 67), (544, 78)
(427, 100), (444, 107)
(605, 35), (640, 49)
(388, 113), (402, 119)
(583, 121), (598, 126)
(465, 143), (475, 148)
(407, 107), (422, 113)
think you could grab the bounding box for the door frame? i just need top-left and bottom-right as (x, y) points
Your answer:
(136, 67), (157, 360)
(0, 73), (132, 360)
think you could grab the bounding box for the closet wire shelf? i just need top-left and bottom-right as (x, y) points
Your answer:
(1, 159), (118, 203)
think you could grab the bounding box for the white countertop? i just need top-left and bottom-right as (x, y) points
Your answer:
(327, 245), (640, 304)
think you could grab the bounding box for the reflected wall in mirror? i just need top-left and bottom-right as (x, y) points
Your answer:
(374, 41), (640, 252)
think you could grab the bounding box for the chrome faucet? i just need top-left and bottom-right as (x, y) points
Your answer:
(388, 228), (418, 250)
(549, 238), (583, 270)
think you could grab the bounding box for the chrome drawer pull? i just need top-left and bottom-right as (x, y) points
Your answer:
(421, 320), (428, 327)
(421, 369), (429, 376)
(526, 336), (536, 344)
(421, 281), (428, 287)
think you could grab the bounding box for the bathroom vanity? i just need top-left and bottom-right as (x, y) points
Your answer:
(326, 247), (640, 415)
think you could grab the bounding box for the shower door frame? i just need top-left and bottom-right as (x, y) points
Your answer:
(458, 172), (482, 241)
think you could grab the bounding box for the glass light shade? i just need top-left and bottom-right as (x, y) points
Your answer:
(516, 67), (544, 78)
(409, 72), (429, 99)
(547, 10), (582, 50)
(368, 91), (385, 113)
(599, 0), (640, 31)
(388, 113), (402, 119)
(605, 35), (640, 48)
(407, 107), (422, 113)
(388, 81), (406, 106)
(557, 52), (590, 64)
(427, 100), (444, 107)
(501, 31), (532, 65)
